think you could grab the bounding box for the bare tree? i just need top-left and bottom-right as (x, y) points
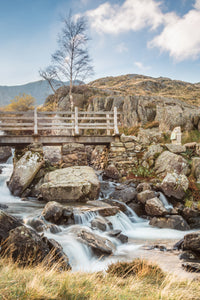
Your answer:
(41, 12), (93, 110)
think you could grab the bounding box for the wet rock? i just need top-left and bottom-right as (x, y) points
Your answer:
(91, 216), (113, 231)
(8, 151), (44, 197)
(127, 202), (145, 217)
(103, 164), (120, 180)
(47, 224), (62, 234)
(99, 199), (126, 213)
(40, 166), (100, 202)
(154, 151), (190, 177)
(87, 200), (120, 216)
(73, 228), (116, 256)
(0, 146), (12, 163)
(137, 190), (156, 204)
(1, 225), (71, 270)
(173, 238), (184, 250)
(0, 209), (23, 243)
(145, 197), (168, 216)
(0, 203), (8, 210)
(42, 201), (74, 225)
(136, 182), (152, 193)
(182, 262), (200, 272)
(180, 251), (200, 262)
(161, 173), (189, 200)
(183, 231), (200, 252)
(108, 230), (128, 243)
(150, 215), (190, 230)
(27, 217), (45, 232)
(110, 184), (137, 204)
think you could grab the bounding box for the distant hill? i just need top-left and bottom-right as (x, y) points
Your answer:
(0, 80), (82, 107)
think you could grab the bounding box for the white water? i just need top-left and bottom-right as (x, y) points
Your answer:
(159, 192), (173, 210)
(0, 159), (191, 272)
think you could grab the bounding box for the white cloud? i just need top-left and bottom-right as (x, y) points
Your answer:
(86, 0), (164, 34)
(149, 1), (200, 61)
(116, 42), (128, 53)
(134, 61), (150, 71)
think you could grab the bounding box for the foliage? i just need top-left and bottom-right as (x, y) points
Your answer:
(1, 257), (200, 300)
(129, 165), (156, 179)
(143, 121), (159, 130)
(2, 93), (35, 111)
(182, 130), (200, 144)
(119, 125), (140, 136)
(188, 175), (200, 202)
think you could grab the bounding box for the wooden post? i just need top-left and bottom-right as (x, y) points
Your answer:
(74, 106), (79, 135)
(114, 107), (119, 135)
(106, 113), (110, 135)
(34, 107), (38, 135)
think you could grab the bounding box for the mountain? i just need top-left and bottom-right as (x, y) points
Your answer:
(0, 80), (82, 107)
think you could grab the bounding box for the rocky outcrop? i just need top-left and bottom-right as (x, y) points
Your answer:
(8, 151), (44, 196)
(161, 173), (189, 200)
(40, 166), (100, 202)
(43, 146), (62, 166)
(154, 151), (190, 177)
(0, 146), (12, 163)
(150, 215), (190, 230)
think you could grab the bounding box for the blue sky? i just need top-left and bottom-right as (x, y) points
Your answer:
(0, 0), (200, 85)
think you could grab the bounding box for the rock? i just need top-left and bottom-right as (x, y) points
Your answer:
(42, 201), (74, 225)
(0, 203), (8, 210)
(150, 215), (190, 230)
(165, 144), (186, 154)
(8, 151), (44, 197)
(47, 224), (62, 234)
(107, 229), (128, 243)
(110, 184), (137, 204)
(103, 164), (120, 180)
(0, 209), (23, 243)
(62, 143), (87, 167)
(154, 151), (190, 177)
(136, 182), (152, 193)
(99, 199), (126, 213)
(137, 190), (156, 204)
(145, 197), (168, 216)
(191, 157), (200, 182)
(62, 143), (85, 155)
(0, 146), (12, 163)
(43, 146), (62, 166)
(72, 227), (116, 256)
(120, 134), (137, 143)
(127, 202), (145, 217)
(87, 200), (120, 216)
(26, 217), (45, 232)
(40, 166), (100, 202)
(183, 231), (200, 252)
(91, 216), (113, 231)
(1, 225), (70, 270)
(180, 251), (200, 262)
(143, 144), (163, 160)
(182, 262), (200, 272)
(173, 238), (184, 250)
(161, 173), (189, 200)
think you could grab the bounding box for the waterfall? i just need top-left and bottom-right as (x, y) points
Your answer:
(73, 208), (98, 225)
(159, 192), (173, 210)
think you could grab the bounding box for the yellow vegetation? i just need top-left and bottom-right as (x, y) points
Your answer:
(2, 94), (35, 111)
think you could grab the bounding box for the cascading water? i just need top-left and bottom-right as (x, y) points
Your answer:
(0, 157), (191, 272)
(159, 191), (173, 210)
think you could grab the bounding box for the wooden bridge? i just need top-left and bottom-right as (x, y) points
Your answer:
(0, 107), (120, 146)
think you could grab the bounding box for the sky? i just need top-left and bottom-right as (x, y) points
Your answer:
(0, 0), (200, 85)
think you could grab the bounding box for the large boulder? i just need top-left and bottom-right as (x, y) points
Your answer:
(137, 190), (156, 204)
(161, 173), (189, 200)
(8, 151), (44, 196)
(42, 201), (74, 225)
(145, 197), (168, 216)
(150, 215), (190, 230)
(1, 225), (70, 269)
(154, 151), (190, 177)
(73, 227), (116, 256)
(183, 231), (200, 252)
(0, 209), (23, 243)
(43, 146), (62, 166)
(0, 146), (12, 163)
(40, 166), (100, 202)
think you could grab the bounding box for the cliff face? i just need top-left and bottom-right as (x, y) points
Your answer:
(44, 74), (200, 132)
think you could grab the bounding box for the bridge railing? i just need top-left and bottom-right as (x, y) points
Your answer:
(0, 107), (119, 136)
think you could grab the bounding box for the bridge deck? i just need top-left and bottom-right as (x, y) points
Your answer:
(0, 135), (119, 146)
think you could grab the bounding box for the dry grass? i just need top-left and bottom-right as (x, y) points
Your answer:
(0, 258), (200, 299)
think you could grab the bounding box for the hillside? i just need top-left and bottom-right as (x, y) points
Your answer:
(0, 80), (82, 107)
(89, 74), (200, 106)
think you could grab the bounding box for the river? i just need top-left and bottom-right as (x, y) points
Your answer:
(0, 158), (189, 272)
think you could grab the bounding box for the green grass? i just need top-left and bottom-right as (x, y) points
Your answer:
(0, 258), (200, 299)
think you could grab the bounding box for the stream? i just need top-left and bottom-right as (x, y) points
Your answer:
(0, 158), (190, 272)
